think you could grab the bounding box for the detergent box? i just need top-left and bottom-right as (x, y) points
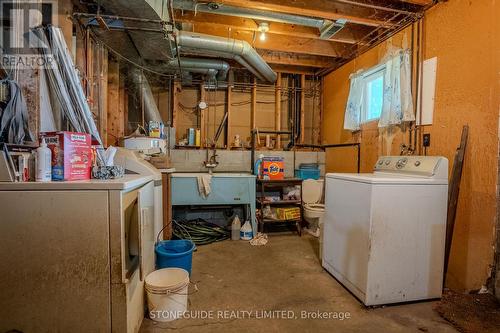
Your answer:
(39, 131), (92, 181)
(260, 156), (285, 180)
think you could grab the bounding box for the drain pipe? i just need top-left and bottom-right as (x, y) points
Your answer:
(177, 31), (277, 83)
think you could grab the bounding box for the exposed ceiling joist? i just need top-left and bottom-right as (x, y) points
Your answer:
(259, 51), (336, 68)
(214, 0), (393, 27)
(175, 10), (373, 44)
(186, 24), (349, 58)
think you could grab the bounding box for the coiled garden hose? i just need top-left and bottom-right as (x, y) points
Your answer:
(173, 218), (230, 245)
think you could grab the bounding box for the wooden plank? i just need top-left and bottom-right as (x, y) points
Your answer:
(260, 51), (337, 68)
(191, 24), (347, 58)
(98, 47), (109, 147)
(444, 125), (469, 281)
(251, 77), (257, 130)
(106, 57), (122, 146)
(275, 72), (281, 149)
(162, 173), (172, 240)
(226, 84), (232, 149)
(199, 83), (206, 148)
(172, 81), (181, 141)
(120, 75), (129, 135)
(300, 74), (306, 144)
(217, 0), (390, 27)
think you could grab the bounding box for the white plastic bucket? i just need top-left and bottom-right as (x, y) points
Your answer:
(145, 268), (190, 322)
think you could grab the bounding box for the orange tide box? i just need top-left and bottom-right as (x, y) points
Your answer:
(39, 131), (92, 181)
(261, 156), (284, 180)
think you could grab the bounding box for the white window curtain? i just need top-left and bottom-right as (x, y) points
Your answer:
(343, 71), (364, 131)
(343, 49), (414, 131)
(379, 49), (414, 128)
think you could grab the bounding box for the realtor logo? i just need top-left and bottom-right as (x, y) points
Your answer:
(0, 0), (58, 69)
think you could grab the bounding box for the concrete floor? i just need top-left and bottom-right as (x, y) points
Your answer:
(141, 234), (457, 332)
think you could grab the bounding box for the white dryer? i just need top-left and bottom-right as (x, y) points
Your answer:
(322, 156), (448, 306)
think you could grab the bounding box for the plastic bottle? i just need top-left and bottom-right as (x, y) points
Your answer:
(240, 220), (253, 240)
(231, 215), (241, 241)
(36, 138), (52, 182)
(254, 154), (264, 177)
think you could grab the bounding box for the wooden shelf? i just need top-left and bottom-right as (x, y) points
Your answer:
(257, 199), (301, 205)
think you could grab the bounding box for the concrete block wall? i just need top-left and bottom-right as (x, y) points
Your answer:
(169, 149), (325, 177)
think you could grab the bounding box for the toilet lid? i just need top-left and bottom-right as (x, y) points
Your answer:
(302, 179), (323, 204)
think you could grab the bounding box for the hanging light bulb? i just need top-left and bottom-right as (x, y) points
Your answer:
(258, 22), (269, 42)
(259, 31), (266, 41)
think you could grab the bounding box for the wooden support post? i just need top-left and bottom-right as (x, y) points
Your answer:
(226, 84), (232, 150)
(199, 83), (206, 147)
(300, 74), (306, 144)
(162, 173), (172, 240)
(120, 80), (128, 136)
(275, 72), (281, 149)
(106, 57), (122, 146)
(251, 77), (257, 131)
(172, 81), (181, 142)
(98, 47), (108, 147)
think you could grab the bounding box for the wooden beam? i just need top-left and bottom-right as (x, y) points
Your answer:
(275, 72), (281, 149)
(269, 64), (316, 75)
(199, 83), (206, 147)
(260, 51), (336, 68)
(300, 74), (305, 144)
(172, 81), (181, 141)
(98, 47), (108, 147)
(191, 24), (348, 58)
(106, 57), (122, 146)
(251, 77), (257, 130)
(175, 10), (369, 44)
(226, 85), (232, 149)
(217, 0), (389, 27)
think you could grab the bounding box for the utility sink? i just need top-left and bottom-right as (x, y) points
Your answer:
(171, 172), (257, 234)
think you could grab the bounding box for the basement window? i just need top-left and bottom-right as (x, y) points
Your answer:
(361, 65), (385, 123)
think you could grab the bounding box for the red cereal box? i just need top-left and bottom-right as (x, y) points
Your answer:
(39, 131), (92, 181)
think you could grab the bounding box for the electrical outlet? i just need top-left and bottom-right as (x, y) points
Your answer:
(423, 134), (431, 147)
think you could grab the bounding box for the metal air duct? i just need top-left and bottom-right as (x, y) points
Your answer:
(177, 31), (277, 83)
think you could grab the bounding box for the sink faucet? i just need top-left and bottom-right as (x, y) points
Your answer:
(204, 147), (219, 174)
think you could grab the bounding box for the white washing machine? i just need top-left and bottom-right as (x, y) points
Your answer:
(322, 155), (448, 306)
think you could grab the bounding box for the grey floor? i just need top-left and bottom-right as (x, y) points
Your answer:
(141, 234), (457, 332)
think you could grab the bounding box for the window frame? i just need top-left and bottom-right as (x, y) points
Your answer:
(361, 63), (386, 124)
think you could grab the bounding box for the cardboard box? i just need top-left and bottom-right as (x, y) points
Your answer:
(276, 207), (301, 220)
(260, 156), (284, 180)
(39, 131), (92, 181)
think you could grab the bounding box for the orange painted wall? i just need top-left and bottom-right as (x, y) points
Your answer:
(322, 0), (500, 291)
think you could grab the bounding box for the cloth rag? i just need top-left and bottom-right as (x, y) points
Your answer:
(250, 232), (268, 246)
(197, 174), (212, 198)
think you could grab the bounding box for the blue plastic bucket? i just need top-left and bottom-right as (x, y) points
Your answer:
(155, 240), (196, 275)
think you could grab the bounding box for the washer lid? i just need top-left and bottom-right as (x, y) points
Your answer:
(325, 173), (448, 185)
(302, 179), (323, 204)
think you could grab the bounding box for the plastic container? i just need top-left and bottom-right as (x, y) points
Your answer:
(240, 220), (253, 240)
(155, 240), (196, 275)
(231, 215), (241, 240)
(295, 168), (320, 180)
(36, 138), (52, 182)
(145, 268), (189, 322)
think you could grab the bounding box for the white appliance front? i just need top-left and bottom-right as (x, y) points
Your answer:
(322, 156), (448, 306)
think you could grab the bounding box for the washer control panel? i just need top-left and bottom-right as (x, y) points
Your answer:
(374, 156), (447, 178)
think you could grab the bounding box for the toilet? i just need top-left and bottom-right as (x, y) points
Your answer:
(302, 179), (325, 234)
